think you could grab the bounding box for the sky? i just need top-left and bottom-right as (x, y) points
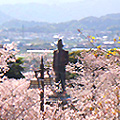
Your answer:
(0, 0), (83, 5)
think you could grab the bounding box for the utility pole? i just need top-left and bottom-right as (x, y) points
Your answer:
(40, 56), (44, 112)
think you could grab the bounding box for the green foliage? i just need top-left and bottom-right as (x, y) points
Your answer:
(4, 57), (25, 79)
(67, 51), (83, 80)
(69, 51), (82, 64)
(66, 71), (78, 80)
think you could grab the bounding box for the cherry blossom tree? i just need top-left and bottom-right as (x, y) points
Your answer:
(0, 42), (120, 119)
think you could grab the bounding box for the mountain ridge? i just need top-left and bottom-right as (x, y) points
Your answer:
(0, 0), (120, 23)
(1, 13), (120, 32)
(0, 11), (13, 24)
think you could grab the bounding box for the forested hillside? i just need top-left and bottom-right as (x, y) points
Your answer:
(1, 13), (120, 33)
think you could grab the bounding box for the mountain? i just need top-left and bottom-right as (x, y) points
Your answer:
(1, 13), (120, 32)
(0, 0), (120, 23)
(79, 13), (120, 30)
(1, 19), (49, 29)
(0, 11), (13, 24)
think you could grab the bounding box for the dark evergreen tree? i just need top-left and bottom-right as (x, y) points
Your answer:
(4, 57), (25, 79)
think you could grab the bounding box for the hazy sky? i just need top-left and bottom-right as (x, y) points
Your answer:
(0, 0), (83, 5)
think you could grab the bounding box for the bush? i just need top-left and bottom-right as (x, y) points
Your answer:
(69, 50), (82, 64)
(4, 57), (25, 79)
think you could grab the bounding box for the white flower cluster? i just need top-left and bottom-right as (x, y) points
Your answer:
(0, 42), (19, 77)
(0, 49), (119, 119)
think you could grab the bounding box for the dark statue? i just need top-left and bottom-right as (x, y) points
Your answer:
(53, 39), (69, 93)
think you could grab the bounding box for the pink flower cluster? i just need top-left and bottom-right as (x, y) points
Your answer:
(0, 42), (19, 77)
(0, 44), (120, 119)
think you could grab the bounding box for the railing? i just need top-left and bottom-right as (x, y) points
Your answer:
(29, 56), (54, 114)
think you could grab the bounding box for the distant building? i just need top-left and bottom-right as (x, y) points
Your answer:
(103, 41), (114, 45)
(102, 41), (115, 48)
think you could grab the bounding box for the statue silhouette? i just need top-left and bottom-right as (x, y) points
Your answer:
(53, 39), (69, 93)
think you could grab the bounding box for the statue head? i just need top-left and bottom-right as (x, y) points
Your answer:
(57, 39), (63, 50)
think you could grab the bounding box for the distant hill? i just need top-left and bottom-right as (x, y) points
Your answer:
(1, 13), (120, 32)
(0, 11), (13, 24)
(78, 13), (120, 30)
(0, 0), (120, 23)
